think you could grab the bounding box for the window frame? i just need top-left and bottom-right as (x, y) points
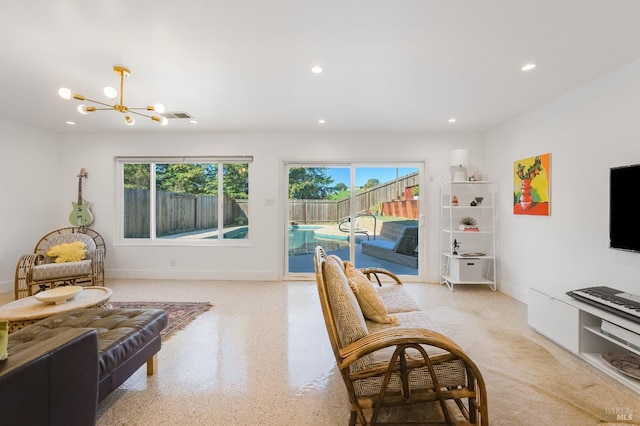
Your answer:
(115, 156), (252, 247)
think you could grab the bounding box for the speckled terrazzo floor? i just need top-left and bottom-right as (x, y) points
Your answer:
(95, 279), (349, 425)
(2, 279), (639, 425)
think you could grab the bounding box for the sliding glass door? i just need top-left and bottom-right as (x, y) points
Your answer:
(285, 162), (423, 278)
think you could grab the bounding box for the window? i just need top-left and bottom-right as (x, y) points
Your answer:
(116, 157), (251, 244)
(285, 162), (422, 278)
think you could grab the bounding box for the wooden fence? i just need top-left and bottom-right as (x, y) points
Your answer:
(124, 189), (248, 238)
(293, 171), (419, 224)
(125, 172), (419, 235)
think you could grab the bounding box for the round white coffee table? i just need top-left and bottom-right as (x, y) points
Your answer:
(0, 286), (113, 333)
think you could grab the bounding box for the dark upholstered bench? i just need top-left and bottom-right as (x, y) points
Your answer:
(5, 308), (168, 407)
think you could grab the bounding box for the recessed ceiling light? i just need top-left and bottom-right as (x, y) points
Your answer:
(311, 66), (323, 74)
(318, 119), (326, 124)
(448, 118), (457, 123)
(65, 121), (76, 125)
(521, 63), (537, 71)
(190, 120), (197, 124)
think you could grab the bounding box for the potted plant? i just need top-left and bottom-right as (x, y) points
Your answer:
(458, 216), (478, 231)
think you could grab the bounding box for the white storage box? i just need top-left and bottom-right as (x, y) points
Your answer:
(451, 257), (487, 282)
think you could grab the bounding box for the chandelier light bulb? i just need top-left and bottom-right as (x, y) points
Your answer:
(103, 86), (117, 99)
(58, 66), (169, 127)
(58, 88), (72, 99)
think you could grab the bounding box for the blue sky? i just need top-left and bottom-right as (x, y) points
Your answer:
(327, 167), (418, 187)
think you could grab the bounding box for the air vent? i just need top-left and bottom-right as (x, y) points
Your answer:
(161, 111), (194, 119)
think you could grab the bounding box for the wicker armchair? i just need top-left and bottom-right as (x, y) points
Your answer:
(15, 227), (105, 300)
(314, 246), (488, 425)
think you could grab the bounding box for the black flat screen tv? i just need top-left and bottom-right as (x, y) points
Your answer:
(610, 164), (640, 252)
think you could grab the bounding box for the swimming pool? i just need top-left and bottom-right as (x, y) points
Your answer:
(288, 225), (364, 255)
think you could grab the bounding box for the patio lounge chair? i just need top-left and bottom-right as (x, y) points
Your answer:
(361, 225), (418, 268)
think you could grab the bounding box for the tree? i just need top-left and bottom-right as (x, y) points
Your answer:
(156, 163), (216, 194)
(364, 178), (380, 189)
(223, 163), (249, 199)
(335, 182), (348, 192)
(288, 167), (335, 199)
(123, 164), (151, 189)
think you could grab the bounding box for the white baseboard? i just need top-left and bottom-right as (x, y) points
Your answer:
(105, 268), (279, 281)
(496, 279), (528, 304)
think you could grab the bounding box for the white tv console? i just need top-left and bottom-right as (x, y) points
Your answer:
(528, 287), (640, 394)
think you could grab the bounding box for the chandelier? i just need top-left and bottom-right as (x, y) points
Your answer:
(58, 65), (168, 126)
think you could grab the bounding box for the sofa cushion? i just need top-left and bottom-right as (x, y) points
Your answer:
(376, 285), (421, 314)
(32, 259), (92, 281)
(366, 311), (437, 335)
(344, 261), (398, 325)
(324, 255), (368, 347)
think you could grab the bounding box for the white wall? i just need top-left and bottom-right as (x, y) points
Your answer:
(0, 130), (485, 292)
(0, 119), (62, 292)
(486, 57), (640, 302)
(7, 57), (640, 301)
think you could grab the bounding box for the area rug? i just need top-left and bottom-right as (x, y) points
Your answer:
(110, 301), (213, 342)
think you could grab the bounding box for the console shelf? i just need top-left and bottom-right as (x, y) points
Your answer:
(528, 287), (640, 394)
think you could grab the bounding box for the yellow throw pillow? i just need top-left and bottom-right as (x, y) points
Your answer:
(344, 261), (399, 325)
(47, 241), (87, 263)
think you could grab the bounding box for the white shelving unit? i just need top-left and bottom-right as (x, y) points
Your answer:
(440, 178), (497, 291)
(528, 287), (640, 394)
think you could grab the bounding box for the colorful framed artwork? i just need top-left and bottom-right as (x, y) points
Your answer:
(513, 153), (550, 215)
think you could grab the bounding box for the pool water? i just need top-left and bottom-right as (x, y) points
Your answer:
(205, 226), (249, 239)
(289, 225), (357, 255)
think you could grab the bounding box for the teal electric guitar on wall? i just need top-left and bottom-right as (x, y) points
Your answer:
(69, 168), (94, 227)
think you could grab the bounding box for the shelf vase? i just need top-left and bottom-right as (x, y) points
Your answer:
(519, 178), (533, 210)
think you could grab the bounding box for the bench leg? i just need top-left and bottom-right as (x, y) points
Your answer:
(146, 353), (158, 376)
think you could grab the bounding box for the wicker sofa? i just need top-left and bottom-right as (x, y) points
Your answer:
(314, 246), (487, 425)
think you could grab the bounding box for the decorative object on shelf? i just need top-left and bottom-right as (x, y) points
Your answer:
(600, 352), (640, 380)
(514, 153), (551, 216)
(473, 171), (483, 181)
(461, 252), (485, 257)
(474, 197), (484, 205)
(458, 216), (479, 231)
(452, 239), (460, 255)
(470, 200), (477, 206)
(58, 65), (169, 126)
(450, 149), (469, 182)
(451, 195), (459, 206)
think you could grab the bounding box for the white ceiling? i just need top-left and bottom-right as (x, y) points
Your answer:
(2, 1), (640, 135)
